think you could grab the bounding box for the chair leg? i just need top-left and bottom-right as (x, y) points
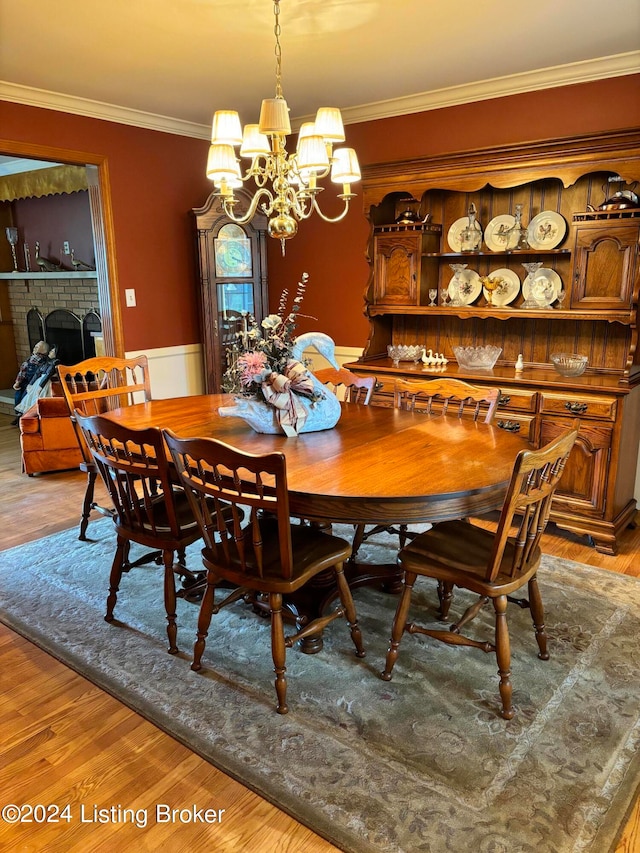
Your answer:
(381, 570), (417, 681)
(191, 570), (218, 672)
(493, 594), (514, 720)
(105, 534), (127, 622)
(270, 592), (288, 714)
(334, 564), (366, 658)
(437, 581), (454, 620)
(163, 549), (178, 655)
(79, 469), (97, 540)
(528, 575), (549, 661)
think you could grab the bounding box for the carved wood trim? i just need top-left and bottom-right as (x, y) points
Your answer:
(362, 128), (640, 206)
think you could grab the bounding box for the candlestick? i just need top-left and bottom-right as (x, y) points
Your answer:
(5, 226), (19, 272)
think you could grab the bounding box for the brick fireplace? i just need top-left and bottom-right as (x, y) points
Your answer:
(7, 274), (101, 363)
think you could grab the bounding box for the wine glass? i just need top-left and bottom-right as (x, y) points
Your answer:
(439, 287), (449, 306)
(428, 288), (437, 306)
(555, 287), (566, 310)
(480, 275), (501, 306)
(5, 226), (19, 272)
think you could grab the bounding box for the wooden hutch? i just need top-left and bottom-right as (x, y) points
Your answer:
(345, 128), (640, 555)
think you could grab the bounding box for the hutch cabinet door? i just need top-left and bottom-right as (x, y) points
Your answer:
(540, 417), (612, 518)
(571, 220), (639, 309)
(374, 233), (420, 305)
(193, 192), (268, 393)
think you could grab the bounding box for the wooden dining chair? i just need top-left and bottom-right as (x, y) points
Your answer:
(381, 421), (580, 720)
(57, 355), (152, 540)
(394, 376), (501, 422)
(351, 377), (502, 561)
(75, 411), (217, 654)
(164, 430), (366, 714)
(314, 366), (376, 405)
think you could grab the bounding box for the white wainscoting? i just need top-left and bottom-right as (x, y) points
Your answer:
(128, 342), (640, 502)
(125, 344), (205, 399)
(124, 343), (363, 400)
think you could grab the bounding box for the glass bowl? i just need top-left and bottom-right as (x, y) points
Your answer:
(550, 353), (588, 377)
(453, 345), (502, 371)
(387, 344), (423, 364)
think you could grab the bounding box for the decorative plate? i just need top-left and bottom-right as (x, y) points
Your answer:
(522, 268), (563, 306)
(484, 214), (519, 251)
(483, 268), (520, 306)
(447, 216), (483, 252)
(527, 211), (567, 249)
(447, 269), (482, 305)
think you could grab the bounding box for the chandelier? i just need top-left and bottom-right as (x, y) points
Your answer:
(205, 0), (361, 253)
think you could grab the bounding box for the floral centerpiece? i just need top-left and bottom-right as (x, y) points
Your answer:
(221, 272), (335, 436)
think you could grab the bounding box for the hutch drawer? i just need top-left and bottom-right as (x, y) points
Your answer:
(495, 387), (538, 414)
(540, 392), (617, 421)
(495, 413), (537, 442)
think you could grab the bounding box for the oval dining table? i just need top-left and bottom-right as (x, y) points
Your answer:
(106, 393), (528, 651)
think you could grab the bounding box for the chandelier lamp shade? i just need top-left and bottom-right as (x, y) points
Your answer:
(205, 0), (361, 252)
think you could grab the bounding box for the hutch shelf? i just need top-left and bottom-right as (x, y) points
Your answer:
(346, 129), (640, 555)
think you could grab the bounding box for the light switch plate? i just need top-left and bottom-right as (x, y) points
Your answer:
(125, 288), (136, 307)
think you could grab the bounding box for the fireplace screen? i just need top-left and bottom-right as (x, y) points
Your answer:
(27, 307), (102, 364)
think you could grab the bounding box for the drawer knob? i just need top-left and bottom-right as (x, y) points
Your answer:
(497, 419), (521, 433)
(498, 394), (511, 405)
(565, 402), (588, 414)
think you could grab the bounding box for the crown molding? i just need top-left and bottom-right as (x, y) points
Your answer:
(0, 82), (210, 139)
(1, 51), (638, 140)
(300, 51), (640, 128)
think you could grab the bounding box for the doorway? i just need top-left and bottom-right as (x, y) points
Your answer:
(0, 140), (123, 380)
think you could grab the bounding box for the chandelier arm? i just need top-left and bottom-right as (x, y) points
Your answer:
(310, 196), (352, 224)
(221, 187), (275, 224)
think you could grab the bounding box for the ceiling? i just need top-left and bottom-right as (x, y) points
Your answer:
(1, 0), (639, 138)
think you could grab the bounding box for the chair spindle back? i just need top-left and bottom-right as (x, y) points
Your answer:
(58, 355), (152, 464)
(487, 421), (580, 582)
(165, 431), (295, 580)
(314, 367), (376, 405)
(75, 411), (181, 539)
(394, 377), (500, 423)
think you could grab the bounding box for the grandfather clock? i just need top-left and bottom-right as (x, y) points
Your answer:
(193, 190), (268, 392)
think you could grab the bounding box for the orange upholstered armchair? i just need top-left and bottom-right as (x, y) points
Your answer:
(19, 394), (83, 476)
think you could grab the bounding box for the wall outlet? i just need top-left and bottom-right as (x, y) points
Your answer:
(63, 241), (70, 254)
(125, 288), (136, 307)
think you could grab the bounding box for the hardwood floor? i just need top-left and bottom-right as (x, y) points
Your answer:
(1, 411), (638, 852)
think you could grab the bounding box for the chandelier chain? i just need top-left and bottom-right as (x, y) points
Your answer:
(273, 0), (283, 100)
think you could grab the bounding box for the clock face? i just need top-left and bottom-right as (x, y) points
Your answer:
(215, 224), (252, 277)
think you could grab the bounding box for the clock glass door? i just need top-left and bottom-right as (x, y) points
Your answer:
(194, 193), (268, 392)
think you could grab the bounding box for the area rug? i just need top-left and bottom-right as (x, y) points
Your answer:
(1, 520), (639, 853)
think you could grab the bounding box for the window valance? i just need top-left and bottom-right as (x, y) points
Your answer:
(0, 165), (88, 202)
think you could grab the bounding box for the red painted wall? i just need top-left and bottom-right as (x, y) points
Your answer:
(12, 191), (95, 269)
(1, 73), (639, 353)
